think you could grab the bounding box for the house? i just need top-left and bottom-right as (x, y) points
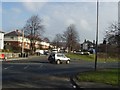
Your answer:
(81, 39), (95, 53)
(4, 30), (51, 52)
(82, 42), (88, 51)
(4, 30), (30, 52)
(40, 41), (50, 49)
(0, 31), (4, 51)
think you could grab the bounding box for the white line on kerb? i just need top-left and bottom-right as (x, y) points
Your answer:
(4, 66), (13, 70)
(24, 65), (29, 69)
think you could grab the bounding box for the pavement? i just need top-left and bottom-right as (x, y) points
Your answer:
(2, 55), (119, 89)
(0, 55), (43, 61)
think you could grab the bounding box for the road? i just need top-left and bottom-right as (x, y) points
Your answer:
(1, 56), (118, 89)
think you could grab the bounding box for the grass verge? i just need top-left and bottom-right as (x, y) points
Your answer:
(66, 53), (118, 62)
(76, 68), (119, 86)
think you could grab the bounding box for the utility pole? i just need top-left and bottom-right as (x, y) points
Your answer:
(95, 0), (99, 71)
(22, 29), (24, 54)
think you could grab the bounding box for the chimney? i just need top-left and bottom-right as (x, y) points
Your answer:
(16, 29), (19, 32)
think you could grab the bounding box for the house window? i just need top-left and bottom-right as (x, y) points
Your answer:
(6, 43), (11, 45)
(19, 44), (21, 46)
(11, 37), (14, 39)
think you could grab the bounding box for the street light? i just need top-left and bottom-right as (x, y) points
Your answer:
(95, 0), (99, 71)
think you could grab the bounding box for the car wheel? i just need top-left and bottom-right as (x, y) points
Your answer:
(66, 60), (70, 64)
(56, 60), (60, 64)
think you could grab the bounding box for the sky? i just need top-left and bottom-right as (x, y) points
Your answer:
(0, 0), (118, 43)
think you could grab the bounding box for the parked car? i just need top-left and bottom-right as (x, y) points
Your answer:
(74, 51), (90, 55)
(44, 51), (49, 55)
(81, 51), (90, 55)
(35, 49), (44, 55)
(48, 53), (70, 64)
(51, 49), (58, 53)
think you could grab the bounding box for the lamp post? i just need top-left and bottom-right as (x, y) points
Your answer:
(95, 0), (99, 71)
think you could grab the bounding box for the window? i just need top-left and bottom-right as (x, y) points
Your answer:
(11, 37), (14, 39)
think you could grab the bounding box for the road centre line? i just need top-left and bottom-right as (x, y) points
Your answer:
(39, 64), (43, 69)
(4, 66), (13, 70)
(24, 65), (29, 69)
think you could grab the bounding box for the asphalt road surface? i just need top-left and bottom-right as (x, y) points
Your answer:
(1, 56), (118, 89)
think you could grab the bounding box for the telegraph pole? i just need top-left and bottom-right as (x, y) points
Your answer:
(95, 0), (99, 71)
(22, 29), (24, 54)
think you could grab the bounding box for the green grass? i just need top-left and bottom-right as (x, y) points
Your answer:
(76, 69), (119, 86)
(66, 53), (119, 62)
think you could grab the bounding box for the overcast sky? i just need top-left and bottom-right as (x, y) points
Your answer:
(1, 0), (118, 43)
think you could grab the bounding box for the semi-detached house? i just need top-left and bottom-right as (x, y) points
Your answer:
(4, 30), (30, 52)
(4, 30), (51, 52)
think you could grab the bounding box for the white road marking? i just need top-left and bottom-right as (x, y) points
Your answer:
(24, 65), (29, 69)
(4, 66), (13, 70)
(39, 64), (43, 69)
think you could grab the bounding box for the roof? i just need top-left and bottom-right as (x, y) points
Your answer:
(0, 31), (4, 33)
(4, 30), (22, 36)
(26, 35), (41, 41)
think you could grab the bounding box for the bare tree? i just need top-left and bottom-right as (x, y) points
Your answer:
(104, 22), (120, 58)
(117, 22), (120, 48)
(105, 22), (119, 45)
(63, 24), (79, 52)
(52, 34), (63, 48)
(23, 15), (44, 54)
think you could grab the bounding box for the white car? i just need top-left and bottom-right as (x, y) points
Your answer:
(48, 53), (70, 64)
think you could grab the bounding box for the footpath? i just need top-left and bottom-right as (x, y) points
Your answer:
(0, 55), (43, 61)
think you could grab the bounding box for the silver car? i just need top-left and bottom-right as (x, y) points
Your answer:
(48, 53), (70, 64)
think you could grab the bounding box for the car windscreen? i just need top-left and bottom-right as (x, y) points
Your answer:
(57, 54), (65, 57)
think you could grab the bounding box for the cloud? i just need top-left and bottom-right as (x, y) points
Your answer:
(118, 2), (120, 23)
(22, 2), (47, 13)
(0, 2), (2, 13)
(2, 2), (118, 43)
(65, 19), (76, 26)
(11, 8), (22, 13)
(0, 2), (2, 29)
(80, 19), (90, 31)
(2, 0), (119, 2)
(0, 9), (1, 14)
(42, 16), (51, 28)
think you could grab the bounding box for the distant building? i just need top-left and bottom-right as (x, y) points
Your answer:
(81, 39), (95, 53)
(82, 42), (88, 50)
(0, 31), (4, 50)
